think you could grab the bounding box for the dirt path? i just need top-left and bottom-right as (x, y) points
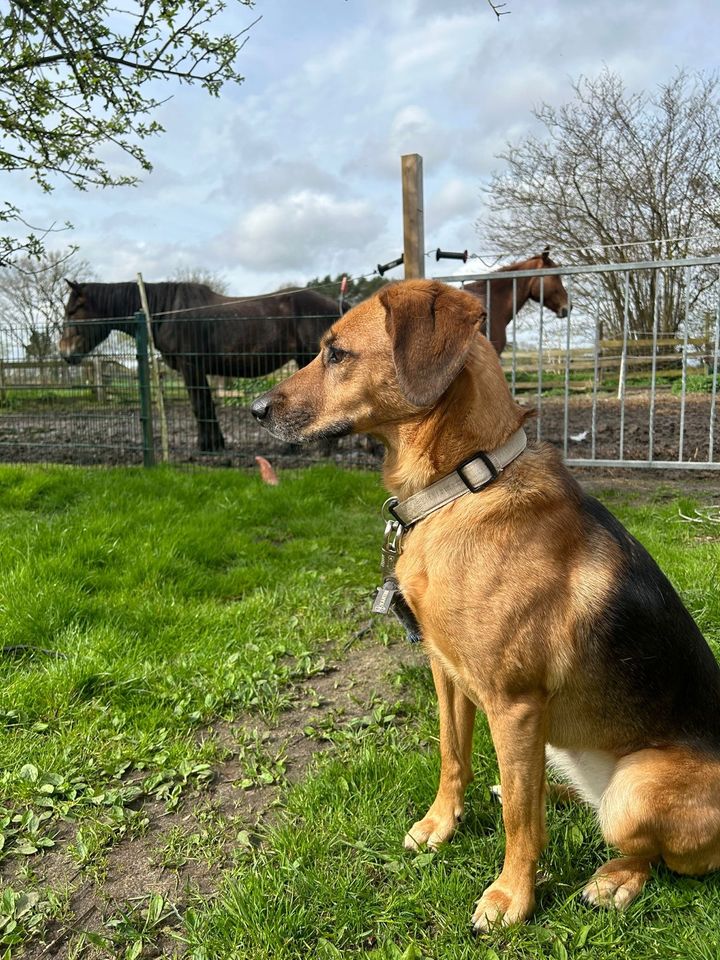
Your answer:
(16, 633), (421, 959)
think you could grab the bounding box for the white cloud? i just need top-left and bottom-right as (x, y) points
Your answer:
(218, 190), (386, 272)
(428, 178), (481, 227)
(7, 0), (720, 292)
(213, 158), (344, 206)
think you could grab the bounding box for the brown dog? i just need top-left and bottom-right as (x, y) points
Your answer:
(251, 280), (720, 930)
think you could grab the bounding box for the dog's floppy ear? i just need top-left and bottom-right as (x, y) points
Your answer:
(379, 280), (484, 407)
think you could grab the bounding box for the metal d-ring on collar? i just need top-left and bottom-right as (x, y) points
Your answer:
(371, 496), (406, 609)
(381, 496), (405, 558)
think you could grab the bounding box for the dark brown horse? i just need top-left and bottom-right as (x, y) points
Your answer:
(464, 249), (570, 353)
(59, 281), (340, 452)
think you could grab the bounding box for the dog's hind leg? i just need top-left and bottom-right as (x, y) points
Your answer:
(404, 659), (476, 851)
(586, 747), (720, 909)
(582, 856), (654, 909)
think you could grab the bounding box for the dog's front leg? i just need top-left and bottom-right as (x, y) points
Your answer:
(404, 659), (476, 851)
(471, 694), (547, 931)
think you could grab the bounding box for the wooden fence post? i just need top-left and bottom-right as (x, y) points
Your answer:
(91, 356), (107, 403)
(137, 273), (170, 464)
(135, 311), (155, 468)
(401, 154), (425, 280)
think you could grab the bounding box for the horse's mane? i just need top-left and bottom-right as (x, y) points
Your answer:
(496, 252), (557, 273)
(79, 281), (221, 319)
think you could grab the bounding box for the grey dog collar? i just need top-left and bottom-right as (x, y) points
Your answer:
(388, 428), (527, 528)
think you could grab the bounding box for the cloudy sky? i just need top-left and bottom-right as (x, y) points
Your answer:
(8, 0), (720, 292)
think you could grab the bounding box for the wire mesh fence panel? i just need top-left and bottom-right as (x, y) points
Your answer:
(0, 323), (145, 466)
(2, 280), (383, 467)
(138, 322), (381, 469)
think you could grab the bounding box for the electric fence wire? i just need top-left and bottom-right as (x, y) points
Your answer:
(82, 230), (720, 319)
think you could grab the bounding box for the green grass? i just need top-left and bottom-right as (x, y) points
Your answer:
(0, 379), (273, 412)
(506, 368), (717, 398)
(0, 466), (384, 876)
(180, 678), (720, 960)
(222, 374), (284, 406)
(0, 387), (98, 410)
(506, 370), (685, 398)
(671, 375), (717, 395)
(178, 494), (720, 960)
(0, 385), (140, 410)
(0, 466), (718, 958)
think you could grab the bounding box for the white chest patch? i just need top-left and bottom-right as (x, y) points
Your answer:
(546, 746), (618, 809)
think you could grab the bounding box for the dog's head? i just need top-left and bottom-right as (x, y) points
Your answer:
(251, 280), (486, 444)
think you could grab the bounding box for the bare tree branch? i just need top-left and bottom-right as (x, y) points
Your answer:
(481, 69), (720, 338)
(486, 0), (510, 20)
(0, 249), (96, 358)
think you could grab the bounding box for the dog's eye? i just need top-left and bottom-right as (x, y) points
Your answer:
(327, 345), (347, 365)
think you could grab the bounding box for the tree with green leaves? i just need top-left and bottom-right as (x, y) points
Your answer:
(304, 273), (388, 307)
(1, 0), (256, 263)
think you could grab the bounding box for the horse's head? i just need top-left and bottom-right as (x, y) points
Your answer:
(527, 249), (570, 318)
(59, 281), (113, 364)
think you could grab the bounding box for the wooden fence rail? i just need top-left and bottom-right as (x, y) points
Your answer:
(0, 357), (132, 402)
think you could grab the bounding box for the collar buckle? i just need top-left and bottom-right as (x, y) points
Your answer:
(456, 451), (498, 493)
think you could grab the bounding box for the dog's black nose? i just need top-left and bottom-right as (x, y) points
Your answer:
(251, 395), (272, 421)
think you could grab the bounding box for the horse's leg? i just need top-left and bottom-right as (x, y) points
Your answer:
(180, 362), (225, 452)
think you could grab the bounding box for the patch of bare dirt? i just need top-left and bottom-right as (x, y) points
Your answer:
(0, 401), (380, 469)
(17, 633), (421, 959)
(534, 391), (717, 466)
(0, 390), (716, 473)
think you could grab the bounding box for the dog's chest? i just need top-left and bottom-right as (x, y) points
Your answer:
(393, 529), (506, 674)
(393, 516), (573, 700)
(394, 517), (506, 631)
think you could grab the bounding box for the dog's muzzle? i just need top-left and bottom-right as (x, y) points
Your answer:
(250, 390), (310, 442)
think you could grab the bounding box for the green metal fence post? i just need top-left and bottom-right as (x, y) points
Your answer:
(135, 311), (155, 467)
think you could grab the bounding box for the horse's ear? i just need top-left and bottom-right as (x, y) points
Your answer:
(541, 247), (551, 263)
(65, 279), (82, 294)
(379, 280), (483, 407)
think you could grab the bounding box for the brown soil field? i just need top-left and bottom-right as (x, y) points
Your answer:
(0, 389), (716, 473)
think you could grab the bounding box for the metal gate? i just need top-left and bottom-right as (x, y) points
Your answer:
(436, 255), (720, 470)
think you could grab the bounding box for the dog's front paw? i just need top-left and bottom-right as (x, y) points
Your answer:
(403, 802), (463, 851)
(471, 879), (534, 932)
